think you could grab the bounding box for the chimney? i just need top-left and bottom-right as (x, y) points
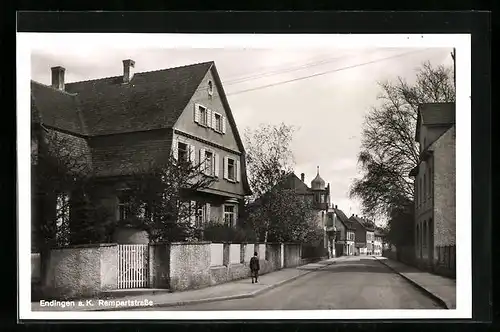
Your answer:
(300, 173), (305, 182)
(123, 59), (135, 83)
(335, 205), (338, 209)
(51, 66), (65, 90)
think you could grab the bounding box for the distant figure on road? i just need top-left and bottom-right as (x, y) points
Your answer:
(250, 252), (260, 284)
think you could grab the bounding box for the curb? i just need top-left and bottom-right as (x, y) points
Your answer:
(95, 260), (338, 311)
(373, 257), (450, 309)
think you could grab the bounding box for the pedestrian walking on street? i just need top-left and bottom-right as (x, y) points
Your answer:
(250, 252), (260, 284)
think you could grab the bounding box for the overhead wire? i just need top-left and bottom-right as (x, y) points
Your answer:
(225, 48), (433, 97)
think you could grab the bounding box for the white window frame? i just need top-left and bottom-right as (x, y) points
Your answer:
(223, 156), (240, 183)
(177, 141), (189, 163)
(200, 148), (215, 176)
(223, 204), (236, 227)
(117, 189), (132, 221)
(194, 103), (209, 127)
(213, 112), (224, 133)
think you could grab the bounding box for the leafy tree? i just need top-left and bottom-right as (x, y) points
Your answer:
(349, 61), (455, 240)
(32, 128), (108, 249)
(123, 154), (217, 243)
(243, 123), (318, 242)
(244, 123), (296, 202)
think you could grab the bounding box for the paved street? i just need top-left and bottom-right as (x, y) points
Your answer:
(133, 256), (442, 310)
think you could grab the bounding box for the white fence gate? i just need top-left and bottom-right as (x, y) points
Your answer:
(117, 244), (149, 289)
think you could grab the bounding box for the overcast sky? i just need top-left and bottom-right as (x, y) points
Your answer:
(31, 45), (453, 224)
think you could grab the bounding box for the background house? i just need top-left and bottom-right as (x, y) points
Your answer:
(281, 169), (331, 252)
(409, 102), (456, 277)
(350, 215), (375, 255)
(31, 59), (252, 248)
(373, 227), (385, 256)
(331, 206), (355, 256)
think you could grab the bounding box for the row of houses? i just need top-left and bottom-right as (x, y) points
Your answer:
(328, 209), (387, 257)
(409, 102), (456, 276)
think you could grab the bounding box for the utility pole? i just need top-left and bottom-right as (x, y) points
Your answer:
(451, 48), (456, 88)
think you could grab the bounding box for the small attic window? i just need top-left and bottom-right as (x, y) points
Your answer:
(208, 80), (213, 96)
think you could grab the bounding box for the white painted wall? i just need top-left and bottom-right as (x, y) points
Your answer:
(210, 243), (224, 266)
(259, 244), (266, 260)
(244, 244), (255, 263)
(229, 244), (241, 264)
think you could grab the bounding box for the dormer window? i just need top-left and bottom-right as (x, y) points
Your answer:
(208, 80), (214, 97)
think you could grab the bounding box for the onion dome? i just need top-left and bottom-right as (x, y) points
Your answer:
(311, 166), (325, 190)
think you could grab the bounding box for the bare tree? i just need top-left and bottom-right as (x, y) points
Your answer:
(349, 61), (455, 244)
(123, 154), (217, 243)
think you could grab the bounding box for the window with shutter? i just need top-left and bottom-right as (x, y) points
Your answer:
(227, 157), (236, 181)
(214, 113), (223, 133)
(222, 115), (226, 134)
(236, 159), (241, 182)
(207, 109), (213, 129)
(199, 106), (208, 126)
(189, 144), (196, 166)
(202, 149), (214, 176)
(223, 156), (228, 179)
(206, 203), (211, 223)
(194, 104), (200, 123)
(214, 153), (219, 178)
(177, 142), (188, 162)
(172, 139), (179, 160)
(199, 148), (206, 172)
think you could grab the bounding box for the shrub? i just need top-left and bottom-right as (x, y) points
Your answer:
(202, 221), (257, 243)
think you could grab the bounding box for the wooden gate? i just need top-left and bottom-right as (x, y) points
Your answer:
(117, 244), (149, 289)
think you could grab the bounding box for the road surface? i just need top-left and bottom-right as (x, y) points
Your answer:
(134, 256), (442, 310)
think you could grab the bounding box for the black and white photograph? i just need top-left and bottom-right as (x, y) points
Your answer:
(18, 32), (471, 320)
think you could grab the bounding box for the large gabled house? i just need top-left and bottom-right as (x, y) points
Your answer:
(409, 102), (455, 277)
(31, 59), (252, 249)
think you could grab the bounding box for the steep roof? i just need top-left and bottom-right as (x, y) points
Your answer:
(31, 81), (87, 135)
(415, 102), (456, 142)
(66, 62), (213, 136)
(280, 172), (312, 195)
(349, 215), (375, 231)
(31, 61), (251, 195)
(334, 208), (355, 230)
(31, 62), (213, 137)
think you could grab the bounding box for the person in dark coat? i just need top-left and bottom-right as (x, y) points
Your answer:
(249, 252), (260, 283)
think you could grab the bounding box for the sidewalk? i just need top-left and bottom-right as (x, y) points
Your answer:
(32, 258), (340, 311)
(374, 256), (456, 309)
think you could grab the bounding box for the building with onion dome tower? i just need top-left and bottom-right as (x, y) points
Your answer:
(278, 166), (334, 257)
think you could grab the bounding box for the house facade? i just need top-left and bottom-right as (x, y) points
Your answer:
(281, 169), (332, 254)
(373, 229), (384, 256)
(409, 102), (456, 276)
(31, 60), (252, 249)
(349, 215), (375, 255)
(331, 206), (355, 256)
